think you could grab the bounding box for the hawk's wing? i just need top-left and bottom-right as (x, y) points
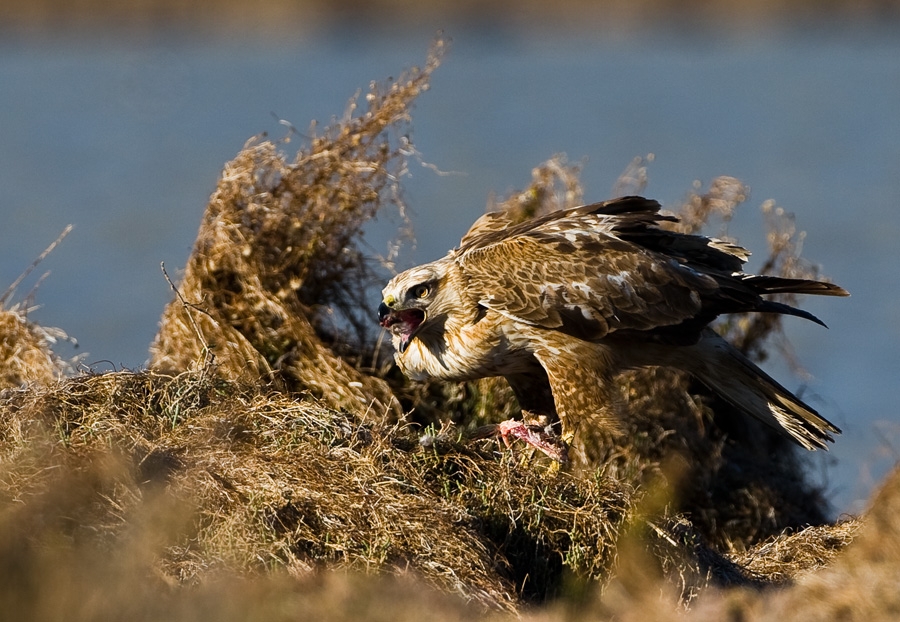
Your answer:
(458, 210), (517, 250)
(455, 197), (742, 340)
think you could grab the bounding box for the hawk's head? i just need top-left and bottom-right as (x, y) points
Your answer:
(378, 261), (453, 353)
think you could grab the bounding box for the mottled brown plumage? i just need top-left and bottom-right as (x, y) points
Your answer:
(378, 197), (848, 458)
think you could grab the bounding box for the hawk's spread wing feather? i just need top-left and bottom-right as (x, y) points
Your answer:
(457, 197), (740, 340)
(457, 210), (518, 250)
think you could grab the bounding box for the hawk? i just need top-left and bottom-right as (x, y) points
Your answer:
(378, 196), (848, 460)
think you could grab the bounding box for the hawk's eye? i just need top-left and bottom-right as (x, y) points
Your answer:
(412, 284), (430, 299)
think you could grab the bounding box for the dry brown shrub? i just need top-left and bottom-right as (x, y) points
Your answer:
(149, 40), (450, 417)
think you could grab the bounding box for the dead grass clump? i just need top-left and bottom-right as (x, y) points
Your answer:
(0, 306), (67, 389)
(731, 519), (863, 584)
(0, 440), (486, 622)
(422, 442), (633, 603)
(0, 226), (76, 389)
(510, 471), (897, 621)
(673, 466), (900, 622)
(0, 369), (651, 613)
(772, 464), (900, 619)
(150, 40), (450, 417)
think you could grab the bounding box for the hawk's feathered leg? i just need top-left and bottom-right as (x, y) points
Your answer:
(531, 336), (626, 463)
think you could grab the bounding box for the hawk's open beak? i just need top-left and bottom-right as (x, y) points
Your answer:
(378, 300), (425, 354)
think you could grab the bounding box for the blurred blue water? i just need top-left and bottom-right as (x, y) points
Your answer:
(1, 26), (898, 515)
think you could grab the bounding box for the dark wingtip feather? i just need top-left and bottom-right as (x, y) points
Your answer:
(759, 300), (829, 327)
(785, 281), (850, 297)
(743, 275), (850, 297)
(586, 196), (665, 217)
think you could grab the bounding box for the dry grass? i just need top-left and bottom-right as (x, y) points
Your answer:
(0, 306), (66, 389)
(0, 369), (634, 613)
(0, 37), (890, 620)
(1, 368), (876, 620)
(0, 226), (76, 389)
(732, 520), (863, 584)
(149, 39), (447, 417)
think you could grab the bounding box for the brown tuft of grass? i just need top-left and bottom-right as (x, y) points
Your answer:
(0, 306), (66, 389)
(772, 464), (900, 619)
(149, 39), (449, 417)
(0, 226), (76, 389)
(732, 519), (863, 584)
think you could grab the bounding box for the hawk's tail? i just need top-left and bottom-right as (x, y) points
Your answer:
(686, 330), (841, 450)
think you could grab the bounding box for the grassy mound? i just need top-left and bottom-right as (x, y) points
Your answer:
(0, 369), (869, 619)
(0, 370), (631, 612)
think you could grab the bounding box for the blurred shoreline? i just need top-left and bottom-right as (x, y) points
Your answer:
(3, 0), (900, 38)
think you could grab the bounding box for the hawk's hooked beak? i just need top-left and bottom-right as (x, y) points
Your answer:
(378, 300), (425, 354)
(377, 301), (392, 325)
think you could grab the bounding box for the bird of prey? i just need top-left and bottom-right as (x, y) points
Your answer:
(378, 196), (847, 461)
